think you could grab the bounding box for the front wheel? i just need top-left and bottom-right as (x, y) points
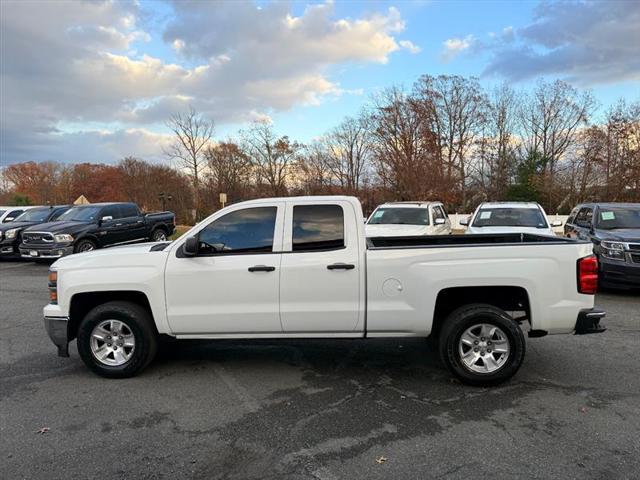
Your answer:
(74, 238), (97, 253)
(77, 301), (158, 378)
(439, 304), (525, 386)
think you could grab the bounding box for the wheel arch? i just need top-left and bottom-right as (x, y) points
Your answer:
(74, 234), (100, 249)
(68, 291), (157, 341)
(431, 286), (531, 339)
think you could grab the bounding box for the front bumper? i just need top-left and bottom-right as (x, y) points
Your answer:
(19, 244), (74, 259)
(599, 257), (640, 288)
(44, 315), (70, 357)
(575, 308), (606, 335)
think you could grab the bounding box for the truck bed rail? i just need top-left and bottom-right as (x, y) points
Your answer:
(367, 233), (583, 249)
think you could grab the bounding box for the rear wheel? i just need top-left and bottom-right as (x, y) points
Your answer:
(77, 301), (158, 378)
(439, 304), (525, 386)
(150, 228), (167, 242)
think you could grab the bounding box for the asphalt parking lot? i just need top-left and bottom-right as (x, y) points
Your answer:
(1, 260), (639, 480)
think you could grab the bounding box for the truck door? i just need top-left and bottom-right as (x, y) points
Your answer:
(279, 201), (364, 334)
(164, 203), (284, 334)
(118, 204), (147, 242)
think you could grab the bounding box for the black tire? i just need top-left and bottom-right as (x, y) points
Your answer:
(438, 303), (525, 387)
(76, 301), (158, 378)
(150, 228), (167, 242)
(74, 238), (97, 253)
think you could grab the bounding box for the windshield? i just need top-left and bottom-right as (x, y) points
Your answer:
(0, 210), (5, 217)
(368, 207), (430, 226)
(472, 208), (548, 228)
(596, 207), (640, 230)
(58, 206), (101, 222)
(14, 208), (51, 222)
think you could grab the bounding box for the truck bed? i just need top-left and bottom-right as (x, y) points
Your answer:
(367, 232), (581, 249)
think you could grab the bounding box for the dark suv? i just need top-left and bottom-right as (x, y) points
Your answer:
(565, 203), (640, 289)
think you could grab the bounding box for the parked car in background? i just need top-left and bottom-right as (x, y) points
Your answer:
(44, 196), (604, 386)
(0, 205), (70, 257)
(565, 203), (640, 290)
(20, 202), (175, 259)
(462, 202), (561, 236)
(365, 201), (451, 237)
(0, 205), (38, 224)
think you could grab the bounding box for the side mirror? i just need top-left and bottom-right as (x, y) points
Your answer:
(101, 216), (113, 222)
(459, 216), (470, 227)
(4, 217), (14, 222)
(435, 218), (446, 225)
(551, 220), (563, 228)
(183, 236), (199, 256)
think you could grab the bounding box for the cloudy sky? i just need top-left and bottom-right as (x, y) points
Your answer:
(1, 0), (639, 165)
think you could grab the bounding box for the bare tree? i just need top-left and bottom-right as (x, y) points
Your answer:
(368, 87), (441, 201)
(204, 141), (252, 203)
(325, 115), (371, 193)
(296, 141), (334, 194)
(518, 80), (595, 209)
(164, 107), (214, 220)
(473, 84), (519, 200)
(241, 122), (301, 196)
(413, 75), (488, 209)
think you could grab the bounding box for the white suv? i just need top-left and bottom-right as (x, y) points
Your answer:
(365, 201), (452, 237)
(463, 202), (561, 236)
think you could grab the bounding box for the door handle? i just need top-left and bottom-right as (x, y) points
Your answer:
(248, 265), (276, 272)
(327, 263), (355, 270)
(115, 223), (123, 226)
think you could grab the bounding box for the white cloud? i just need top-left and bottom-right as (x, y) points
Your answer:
(441, 35), (475, 61)
(399, 40), (421, 54)
(1, 0), (416, 164)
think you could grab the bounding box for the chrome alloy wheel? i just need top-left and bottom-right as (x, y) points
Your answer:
(458, 323), (510, 373)
(90, 319), (136, 366)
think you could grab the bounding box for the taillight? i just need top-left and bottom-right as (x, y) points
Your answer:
(577, 255), (598, 294)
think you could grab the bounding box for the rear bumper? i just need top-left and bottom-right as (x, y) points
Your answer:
(599, 258), (640, 288)
(44, 315), (70, 357)
(20, 244), (74, 259)
(575, 308), (606, 335)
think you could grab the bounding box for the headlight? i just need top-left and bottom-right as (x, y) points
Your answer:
(54, 234), (74, 243)
(5, 228), (20, 239)
(601, 241), (626, 261)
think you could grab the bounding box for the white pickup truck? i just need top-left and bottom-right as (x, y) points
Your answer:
(44, 196), (605, 386)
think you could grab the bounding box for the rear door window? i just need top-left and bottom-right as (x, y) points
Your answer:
(120, 204), (139, 218)
(292, 205), (344, 252)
